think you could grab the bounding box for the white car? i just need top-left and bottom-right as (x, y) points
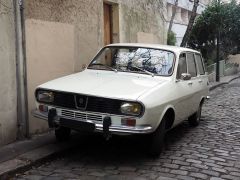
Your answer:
(33, 43), (209, 156)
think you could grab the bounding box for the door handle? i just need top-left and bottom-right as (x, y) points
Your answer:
(188, 81), (193, 85)
(198, 80), (203, 83)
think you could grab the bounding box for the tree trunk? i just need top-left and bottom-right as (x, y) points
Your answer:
(168, 0), (179, 35)
(180, 0), (199, 47)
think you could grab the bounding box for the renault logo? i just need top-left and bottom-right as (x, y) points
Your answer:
(79, 98), (84, 104)
(74, 95), (88, 110)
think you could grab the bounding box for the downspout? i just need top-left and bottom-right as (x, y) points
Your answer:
(13, 0), (29, 139)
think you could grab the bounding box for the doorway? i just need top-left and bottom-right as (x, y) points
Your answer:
(103, 2), (119, 45)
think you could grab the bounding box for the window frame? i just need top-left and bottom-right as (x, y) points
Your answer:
(87, 46), (177, 77)
(194, 53), (205, 75)
(176, 52), (188, 80)
(186, 52), (197, 78)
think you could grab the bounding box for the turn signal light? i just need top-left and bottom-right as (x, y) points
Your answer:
(121, 118), (136, 126)
(39, 105), (48, 112)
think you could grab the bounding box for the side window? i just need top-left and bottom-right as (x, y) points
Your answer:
(177, 53), (187, 79)
(187, 53), (197, 77)
(195, 54), (205, 75)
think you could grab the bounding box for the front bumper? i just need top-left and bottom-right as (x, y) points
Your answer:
(32, 109), (153, 135)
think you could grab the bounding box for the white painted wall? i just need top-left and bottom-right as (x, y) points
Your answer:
(25, 19), (75, 134)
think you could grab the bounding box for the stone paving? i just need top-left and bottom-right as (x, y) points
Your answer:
(14, 79), (240, 180)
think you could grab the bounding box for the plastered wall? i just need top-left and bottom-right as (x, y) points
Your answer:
(25, 19), (75, 134)
(0, 0), (17, 146)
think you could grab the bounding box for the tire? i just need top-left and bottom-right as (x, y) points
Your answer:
(148, 116), (166, 157)
(55, 126), (71, 141)
(188, 103), (202, 127)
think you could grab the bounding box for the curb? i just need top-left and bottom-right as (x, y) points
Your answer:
(0, 139), (78, 179)
(209, 75), (240, 91)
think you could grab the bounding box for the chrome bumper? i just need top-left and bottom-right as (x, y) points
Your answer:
(32, 110), (153, 134)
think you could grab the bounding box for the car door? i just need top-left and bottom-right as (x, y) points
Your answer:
(194, 53), (208, 102)
(186, 52), (199, 116)
(174, 53), (194, 125)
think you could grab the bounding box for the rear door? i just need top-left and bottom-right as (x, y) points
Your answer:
(186, 52), (199, 115)
(194, 53), (209, 102)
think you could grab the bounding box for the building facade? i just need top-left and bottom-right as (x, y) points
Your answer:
(166, 0), (210, 46)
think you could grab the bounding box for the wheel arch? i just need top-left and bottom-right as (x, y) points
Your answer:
(200, 96), (205, 106)
(157, 105), (176, 131)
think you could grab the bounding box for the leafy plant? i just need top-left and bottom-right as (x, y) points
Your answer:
(167, 31), (176, 46)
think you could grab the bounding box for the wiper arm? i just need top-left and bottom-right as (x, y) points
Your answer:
(130, 65), (154, 77)
(89, 63), (117, 72)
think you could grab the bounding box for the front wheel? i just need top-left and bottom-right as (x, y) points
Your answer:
(55, 126), (71, 141)
(148, 117), (166, 157)
(188, 103), (202, 127)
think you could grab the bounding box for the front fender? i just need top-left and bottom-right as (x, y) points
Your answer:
(155, 104), (176, 131)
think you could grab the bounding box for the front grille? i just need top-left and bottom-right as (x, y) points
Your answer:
(86, 96), (122, 114)
(51, 92), (123, 115)
(54, 92), (75, 109)
(87, 114), (102, 121)
(36, 89), (141, 116)
(61, 109), (102, 122)
(61, 109), (74, 118)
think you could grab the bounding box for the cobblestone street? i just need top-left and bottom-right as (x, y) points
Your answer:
(15, 79), (240, 180)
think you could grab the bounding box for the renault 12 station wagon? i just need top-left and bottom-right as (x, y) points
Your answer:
(33, 43), (209, 156)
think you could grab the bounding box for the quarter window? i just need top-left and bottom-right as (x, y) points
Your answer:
(187, 53), (197, 77)
(195, 54), (205, 75)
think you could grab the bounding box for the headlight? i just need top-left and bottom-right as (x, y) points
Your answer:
(120, 102), (142, 116)
(36, 90), (54, 103)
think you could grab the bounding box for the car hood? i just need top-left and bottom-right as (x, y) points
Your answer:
(38, 70), (168, 100)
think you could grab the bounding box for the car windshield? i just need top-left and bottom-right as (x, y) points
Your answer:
(88, 47), (175, 76)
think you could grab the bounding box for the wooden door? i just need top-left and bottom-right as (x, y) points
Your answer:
(104, 3), (112, 45)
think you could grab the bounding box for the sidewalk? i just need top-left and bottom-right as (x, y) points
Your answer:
(209, 72), (240, 90)
(0, 73), (240, 179)
(0, 132), (83, 179)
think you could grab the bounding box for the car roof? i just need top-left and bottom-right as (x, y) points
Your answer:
(106, 43), (200, 54)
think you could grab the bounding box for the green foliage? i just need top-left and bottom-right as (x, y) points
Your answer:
(188, 0), (240, 64)
(167, 31), (176, 46)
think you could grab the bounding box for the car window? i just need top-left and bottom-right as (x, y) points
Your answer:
(187, 53), (197, 77)
(88, 47), (175, 76)
(177, 53), (187, 79)
(195, 53), (205, 75)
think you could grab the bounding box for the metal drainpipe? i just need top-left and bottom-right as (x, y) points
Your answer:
(13, 0), (29, 139)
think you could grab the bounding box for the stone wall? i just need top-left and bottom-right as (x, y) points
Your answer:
(0, 0), (17, 146)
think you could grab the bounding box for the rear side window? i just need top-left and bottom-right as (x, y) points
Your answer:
(187, 53), (197, 77)
(195, 54), (205, 75)
(177, 53), (187, 79)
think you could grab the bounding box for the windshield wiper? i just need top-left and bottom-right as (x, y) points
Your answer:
(130, 65), (154, 77)
(88, 63), (117, 72)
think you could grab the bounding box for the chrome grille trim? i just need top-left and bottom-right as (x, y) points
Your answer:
(60, 109), (103, 122)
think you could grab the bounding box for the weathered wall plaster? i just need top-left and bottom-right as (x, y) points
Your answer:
(0, 0), (17, 146)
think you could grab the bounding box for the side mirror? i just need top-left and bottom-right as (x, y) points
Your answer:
(181, 73), (191, 80)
